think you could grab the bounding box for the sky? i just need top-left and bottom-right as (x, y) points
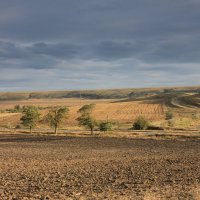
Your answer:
(0, 0), (200, 92)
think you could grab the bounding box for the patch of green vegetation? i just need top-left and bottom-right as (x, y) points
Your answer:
(132, 116), (149, 130)
(165, 111), (174, 120)
(99, 121), (113, 133)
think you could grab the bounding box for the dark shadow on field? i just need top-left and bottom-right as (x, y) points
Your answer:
(0, 133), (200, 146)
(113, 94), (180, 108)
(0, 134), (75, 143)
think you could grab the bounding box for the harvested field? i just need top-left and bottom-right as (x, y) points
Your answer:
(0, 113), (21, 128)
(0, 134), (199, 199)
(0, 99), (165, 128)
(0, 98), (112, 110)
(67, 102), (165, 126)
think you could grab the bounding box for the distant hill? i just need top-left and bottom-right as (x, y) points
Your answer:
(0, 86), (199, 101)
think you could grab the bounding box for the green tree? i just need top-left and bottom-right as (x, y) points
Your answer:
(99, 121), (113, 133)
(77, 104), (96, 134)
(45, 107), (69, 134)
(20, 106), (40, 133)
(133, 116), (149, 130)
(78, 104), (95, 115)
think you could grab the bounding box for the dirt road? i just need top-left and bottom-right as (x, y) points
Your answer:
(0, 134), (199, 199)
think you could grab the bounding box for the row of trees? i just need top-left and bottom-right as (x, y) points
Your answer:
(20, 103), (153, 134)
(20, 104), (113, 134)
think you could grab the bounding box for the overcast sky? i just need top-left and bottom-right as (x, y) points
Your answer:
(0, 0), (200, 91)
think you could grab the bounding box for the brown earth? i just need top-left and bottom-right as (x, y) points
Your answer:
(0, 134), (200, 199)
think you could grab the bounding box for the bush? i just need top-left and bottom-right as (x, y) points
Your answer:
(192, 113), (200, 120)
(133, 116), (149, 130)
(15, 124), (21, 129)
(6, 105), (23, 113)
(168, 119), (175, 127)
(99, 121), (113, 132)
(165, 111), (174, 120)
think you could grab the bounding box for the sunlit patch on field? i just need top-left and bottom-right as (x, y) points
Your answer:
(64, 102), (165, 126)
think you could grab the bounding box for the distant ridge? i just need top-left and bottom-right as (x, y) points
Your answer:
(0, 86), (199, 101)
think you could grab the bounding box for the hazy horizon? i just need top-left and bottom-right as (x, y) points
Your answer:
(0, 0), (200, 92)
(0, 85), (199, 94)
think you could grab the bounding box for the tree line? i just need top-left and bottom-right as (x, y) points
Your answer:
(20, 104), (114, 134)
(18, 103), (153, 134)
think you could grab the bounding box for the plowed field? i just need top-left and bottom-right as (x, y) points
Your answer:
(0, 134), (199, 199)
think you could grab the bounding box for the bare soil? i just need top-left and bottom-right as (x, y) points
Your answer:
(0, 134), (200, 199)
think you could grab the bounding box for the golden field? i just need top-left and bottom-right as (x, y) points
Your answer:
(0, 91), (200, 130)
(0, 98), (165, 129)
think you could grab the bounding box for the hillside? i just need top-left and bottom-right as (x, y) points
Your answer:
(0, 86), (199, 101)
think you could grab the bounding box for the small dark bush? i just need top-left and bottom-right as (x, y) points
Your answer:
(165, 111), (174, 120)
(99, 121), (113, 132)
(133, 116), (149, 130)
(15, 124), (21, 129)
(168, 119), (175, 127)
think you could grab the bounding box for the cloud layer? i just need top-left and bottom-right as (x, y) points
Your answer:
(0, 0), (200, 91)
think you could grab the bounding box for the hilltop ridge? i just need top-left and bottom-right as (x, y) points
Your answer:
(0, 86), (199, 101)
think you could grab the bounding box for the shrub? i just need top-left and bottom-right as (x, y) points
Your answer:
(168, 119), (175, 127)
(165, 111), (174, 120)
(192, 113), (200, 120)
(15, 124), (21, 129)
(99, 121), (113, 132)
(133, 116), (149, 130)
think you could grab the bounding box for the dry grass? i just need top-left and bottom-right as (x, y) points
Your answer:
(0, 98), (112, 109)
(0, 113), (19, 117)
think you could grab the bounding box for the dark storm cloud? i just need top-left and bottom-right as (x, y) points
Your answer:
(27, 42), (82, 60)
(0, 0), (200, 91)
(1, 0), (200, 61)
(1, 38), (200, 66)
(0, 41), (28, 60)
(0, 0), (199, 41)
(0, 41), (82, 69)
